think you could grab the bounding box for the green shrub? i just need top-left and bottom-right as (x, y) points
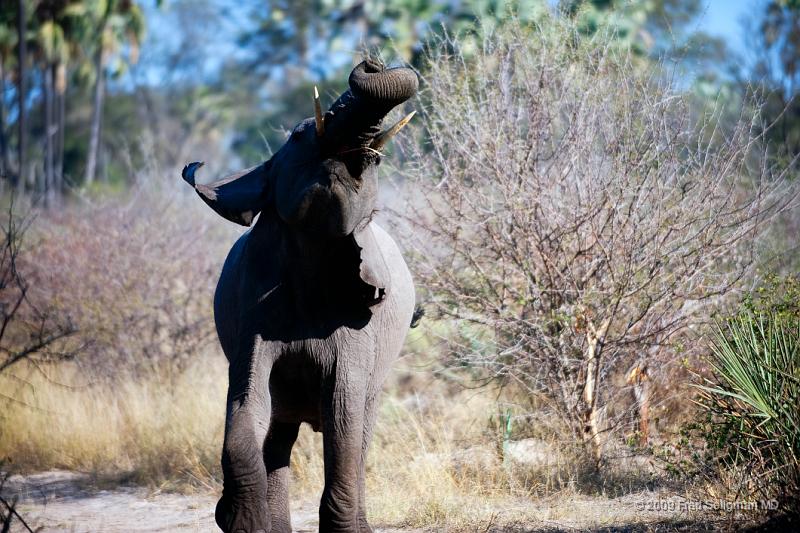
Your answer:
(697, 275), (800, 513)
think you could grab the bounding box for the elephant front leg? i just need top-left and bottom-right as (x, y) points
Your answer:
(215, 351), (273, 533)
(319, 366), (371, 533)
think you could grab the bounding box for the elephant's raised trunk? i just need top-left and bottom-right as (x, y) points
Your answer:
(348, 58), (418, 113)
(319, 60), (418, 151)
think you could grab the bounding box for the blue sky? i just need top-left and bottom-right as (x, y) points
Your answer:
(697, 0), (756, 56)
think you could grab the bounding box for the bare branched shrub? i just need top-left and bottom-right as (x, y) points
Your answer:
(21, 179), (235, 377)
(0, 202), (77, 382)
(396, 20), (795, 462)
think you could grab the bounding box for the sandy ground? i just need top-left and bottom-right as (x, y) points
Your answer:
(2, 471), (421, 533)
(1, 470), (768, 532)
(3, 471), (220, 532)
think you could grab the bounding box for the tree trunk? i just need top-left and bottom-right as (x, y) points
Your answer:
(0, 55), (9, 190)
(582, 318), (610, 465)
(626, 364), (651, 446)
(85, 48), (105, 186)
(43, 64), (54, 207)
(54, 62), (65, 197)
(17, 0), (27, 191)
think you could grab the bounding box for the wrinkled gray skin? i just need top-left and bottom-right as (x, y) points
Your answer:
(182, 60), (418, 533)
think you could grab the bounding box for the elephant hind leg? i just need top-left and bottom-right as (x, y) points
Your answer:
(264, 421), (300, 533)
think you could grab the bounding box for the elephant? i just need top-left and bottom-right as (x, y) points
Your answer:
(181, 59), (420, 533)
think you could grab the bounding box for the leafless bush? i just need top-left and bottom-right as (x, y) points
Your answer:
(21, 178), (234, 377)
(396, 20), (795, 463)
(0, 201), (77, 383)
(0, 200), (76, 533)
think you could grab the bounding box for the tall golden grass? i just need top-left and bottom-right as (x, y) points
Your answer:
(0, 357), (226, 491)
(0, 353), (573, 528)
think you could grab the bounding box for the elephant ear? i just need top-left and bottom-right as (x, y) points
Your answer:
(181, 160), (272, 227)
(350, 224), (391, 307)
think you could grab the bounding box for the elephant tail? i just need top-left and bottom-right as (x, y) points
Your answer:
(410, 305), (425, 328)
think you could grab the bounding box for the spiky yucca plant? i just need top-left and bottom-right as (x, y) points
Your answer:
(698, 287), (800, 512)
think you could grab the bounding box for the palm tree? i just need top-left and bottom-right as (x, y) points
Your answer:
(0, 14), (17, 187)
(16, 0), (27, 192)
(35, 16), (63, 204)
(35, 1), (88, 200)
(84, 0), (145, 186)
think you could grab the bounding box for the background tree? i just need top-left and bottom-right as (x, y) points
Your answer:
(84, 0), (145, 186)
(35, 1), (90, 199)
(0, 14), (16, 185)
(33, 2), (67, 204)
(228, 0), (547, 161)
(16, 0), (28, 191)
(0, 0), (753, 200)
(745, 1), (800, 164)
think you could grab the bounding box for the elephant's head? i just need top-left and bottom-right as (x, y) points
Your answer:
(182, 59), (418, 237)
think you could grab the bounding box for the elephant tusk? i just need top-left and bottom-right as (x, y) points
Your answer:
(314, 86), (324, 137)
(371, 110), (416, 150)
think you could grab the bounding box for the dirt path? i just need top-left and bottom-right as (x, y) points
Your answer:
(2, 470), (761, 532)
(4, 471), (220, 532)
(2, 471), (418, 533)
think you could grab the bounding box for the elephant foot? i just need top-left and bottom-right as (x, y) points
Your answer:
(319, 514), (373, 533)
(215, 495), (268, 533)
(319, 524), (374, 533)
(358, 515), (375, 533)
(266, 518), (293, 533)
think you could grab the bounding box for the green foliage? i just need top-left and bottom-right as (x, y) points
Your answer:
(561, 0), (651, 55)
(751, 1), (800, 165)
(225, 0), (747, 167)
(238, 0), (549, 74)
(744, 273), (800, 318)
(559, 0), (726, 63)
(228, 0), (553, 160)
(696, 275), (800, 511)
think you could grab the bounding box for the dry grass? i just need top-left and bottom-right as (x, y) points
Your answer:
(289, 387), (523, 528)
(0, 350), (612, 529)
(1, 350), (686, 530)
(0, 356), (227, 492)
